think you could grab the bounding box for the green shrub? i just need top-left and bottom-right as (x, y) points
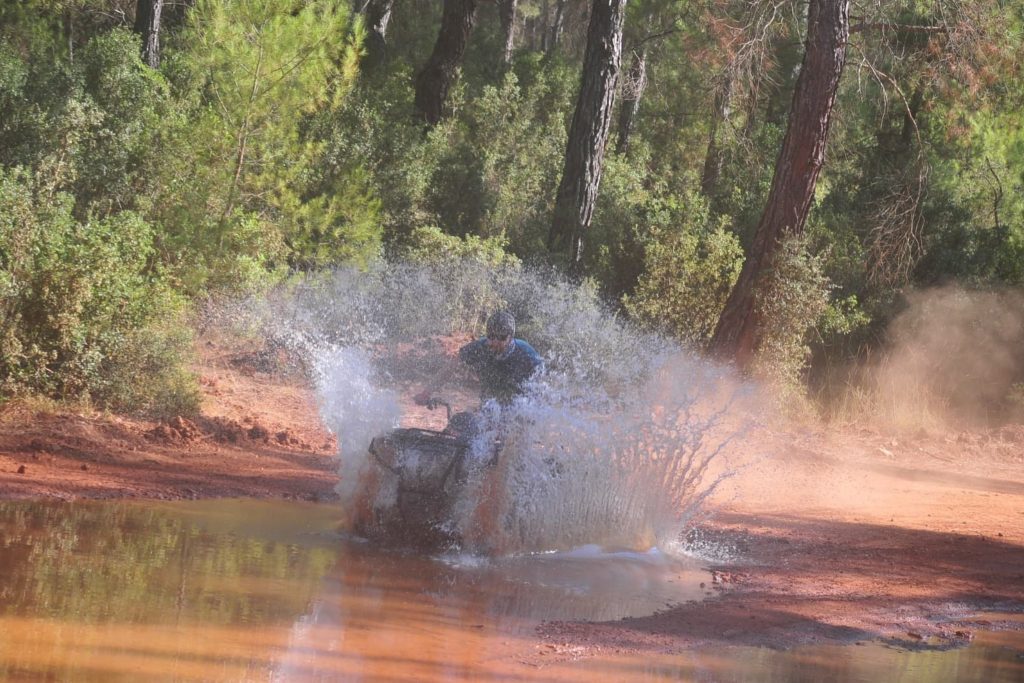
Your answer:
(750, 233), (832, 404)
(329, 65), (571, 251)
(0, 29), (173, 217)
(319, 66), (444, 244)
(624, 220), (744, 347)
(100, 315), (201, 418)
(402, 225), (519, 269)
(396, 226), (511, 331)
(460, 69), (570, 253)
(0, 168), (198, 415)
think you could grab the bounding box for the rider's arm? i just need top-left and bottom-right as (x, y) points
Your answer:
(415, 361), (458, 404)
(517, 340), (545, 378)
(415, 340), (481, 404)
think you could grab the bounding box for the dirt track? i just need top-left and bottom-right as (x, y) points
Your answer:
(2, 340), (1023, 656)
(0, 342), (340, 502)
(538, 425), (1024, 659)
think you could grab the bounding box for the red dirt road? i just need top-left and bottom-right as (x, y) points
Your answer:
(0, 342), (340, 502)
(2, 340), (1023, 656)
(538, 425), (1024, 659)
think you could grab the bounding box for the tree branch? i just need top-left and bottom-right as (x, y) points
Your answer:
(850, 22), (948, 35)
(637, 24), (679, 47)
(985, 157), (1003, 230)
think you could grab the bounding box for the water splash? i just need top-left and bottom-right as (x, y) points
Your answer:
(239, 260), (749, 554)
(451, 359), (741, 554)
(310, 345), (401, 504)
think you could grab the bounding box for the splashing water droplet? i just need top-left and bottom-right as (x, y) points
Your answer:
(228, 260), (751, 555)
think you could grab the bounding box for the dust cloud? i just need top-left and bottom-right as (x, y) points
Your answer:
(866, 286), (1024, 429)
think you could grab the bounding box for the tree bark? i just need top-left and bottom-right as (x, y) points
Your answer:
(134, 0), (164, 69)
(63, 9), (74, 64)
(709, 0), (850, 365)
(548, 0), (626, 275)
(546, 0), (568, 55)
(499, 0), (518, 65)
(615, 46), (647, 155)
(700, 72), (733, 197)
(414, 0), (479, 126)
(360, 0), (396, 65)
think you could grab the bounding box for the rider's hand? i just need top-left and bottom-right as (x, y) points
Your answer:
(413, 390), (432, 406)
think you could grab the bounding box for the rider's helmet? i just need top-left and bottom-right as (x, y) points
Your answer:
(486, 311), (515, 339)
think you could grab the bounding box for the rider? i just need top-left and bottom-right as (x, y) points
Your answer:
(414, 311), (544, 408)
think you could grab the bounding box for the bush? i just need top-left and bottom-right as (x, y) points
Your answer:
(624, 218), (744, 347)
(750, 233), (832, 404)
(0, 168), (199, 415)
(402, 225), (519, 269)
(100, 316), (201, 418)
(153, 0), (379, 292)
(618, 188), (741, 344)
(327, 65), (572, 251)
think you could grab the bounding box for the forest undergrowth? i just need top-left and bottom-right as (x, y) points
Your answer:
(1, 0), (1021, 431)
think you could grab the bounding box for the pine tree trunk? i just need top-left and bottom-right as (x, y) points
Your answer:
(700, 73), (733, 197)
(134, 0), (164, 69)
(414, 0), (479, 126)
(709, 0), (850, 365)
(615, 46), (647, 155)
(547, 0), (568, 55)
(548, 0), (626, 275)
(499, 0), (517, 65)
(362, 0), (396, 65)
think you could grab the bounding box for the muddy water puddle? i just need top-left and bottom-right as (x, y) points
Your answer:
(0, 499), (704, 681)
(1, 499), (1022, 682)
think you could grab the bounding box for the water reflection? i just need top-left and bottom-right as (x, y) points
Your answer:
(0, 499), (340, 681)
(1, 500), (1021, 682)
(0, 499), (705, 681)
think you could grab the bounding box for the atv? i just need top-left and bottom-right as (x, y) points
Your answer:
(350, 399), (501, 549)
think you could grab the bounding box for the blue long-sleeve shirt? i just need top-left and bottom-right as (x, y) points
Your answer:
(459, 338), (544, 404)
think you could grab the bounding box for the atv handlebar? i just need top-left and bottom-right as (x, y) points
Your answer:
(417, 396), (453, 420)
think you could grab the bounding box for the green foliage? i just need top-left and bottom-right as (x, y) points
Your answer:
(2, 0), (1023, 416)
(74, 28), (171, 214)
(0, 28), (170, 215)
(438, 69), (570, 252)
(0, 168), (198, 415)
(623, 197), (744, 346)
(321, 66), (446, 242)
(0, 1), (386, 412)
(426, 68), (567, 248)
(322, 58), (574, 257)
(817, 295), (870, 338)
(155, 0), (379, 290)
(403, 226), (520, 269)
(751, 234), (832, 401)
(914, 107), (1024, 286)
(587, 150), (664, 297)
(709, 121), (786, 247)
(387, 227), (523, 336)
